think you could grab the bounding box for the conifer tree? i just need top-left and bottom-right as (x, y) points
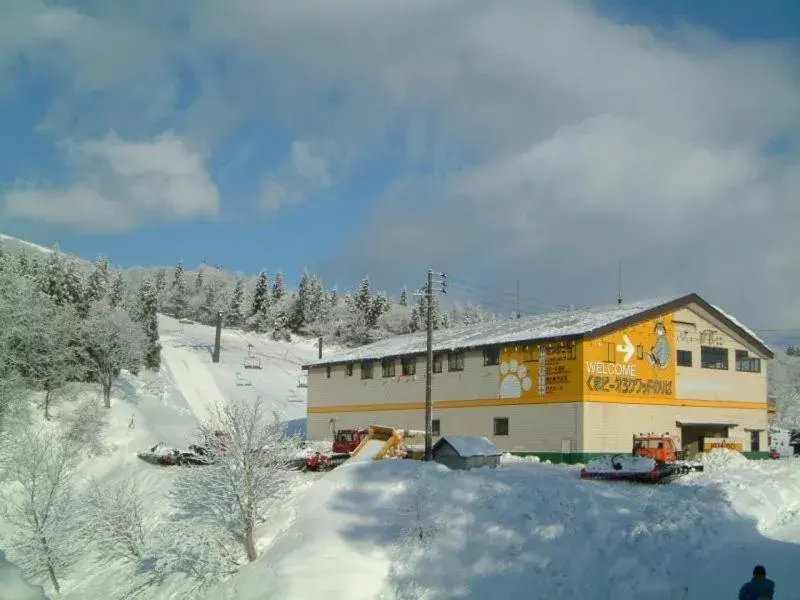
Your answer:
(289, 269), (312, 332)
(168, 260), (189, 319)
(195, 269), (204, 293)
(85, 255), (110, 304)
(368, 293), (390, 329)
(136, 277), (161, 370)
(63, 258), (84, 307)
(399, 287), (408, 306)
(40, 249), (68, 305)
(228, 277), (245, 327)
(108, 272), (125, 308)
(250, 271), (270, 317)
(272, 271), (285, 301)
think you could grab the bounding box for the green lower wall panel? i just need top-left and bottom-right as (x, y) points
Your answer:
(510, 451), (772, 464)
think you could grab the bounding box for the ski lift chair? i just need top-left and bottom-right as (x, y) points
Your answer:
(243, 355), (262, 369)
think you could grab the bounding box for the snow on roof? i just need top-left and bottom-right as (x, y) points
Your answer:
(710, 304), (771, 355)
(306, 296), (683, 367)
(435, 436), (500, 457)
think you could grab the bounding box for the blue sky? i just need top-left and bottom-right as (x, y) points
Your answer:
(0, 0), (798, 331)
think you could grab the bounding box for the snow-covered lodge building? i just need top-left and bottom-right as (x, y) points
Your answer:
(301, 293), (773, 461)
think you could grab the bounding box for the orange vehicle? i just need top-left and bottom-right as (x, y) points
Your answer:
(632, 433), (686, 463)
(581, 433), (704, 483)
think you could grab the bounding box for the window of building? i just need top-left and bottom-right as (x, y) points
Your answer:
(381, 358), (395, 378)
(750, 430), (760, 452)
(401, 357), (417, 376)
(448, 351), (464, 372)
(604, 342), (616, 362)
(326, 365), (331, 378)
(433, 354), (443, 373)
(432, 419), (440, 437)
(677, 350), (692, 367)
(361, 360), (374, 379)
(565, 343), (577, 360)
(523, 346), (539, 362)
(701, 346), (728, 370)
(345, 363), (353, 377)
(736, 350), (761, 373)
(483, 347), (500, 366)
(493, 417), (509, 436)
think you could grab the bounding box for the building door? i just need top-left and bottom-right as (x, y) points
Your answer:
(560, 438), (572, 462)
(750, 430), (760, 452)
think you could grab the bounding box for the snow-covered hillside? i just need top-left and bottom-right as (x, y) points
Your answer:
(0, 315), (327, 599)
(769, 350), (800, 429)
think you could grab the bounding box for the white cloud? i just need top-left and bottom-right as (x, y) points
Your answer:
(259, 140), (340, 211)
(2, 132), (220, 232)
(1, 0), (799, 328)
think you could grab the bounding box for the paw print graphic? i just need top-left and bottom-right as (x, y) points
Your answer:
(499, 359), (532, 399)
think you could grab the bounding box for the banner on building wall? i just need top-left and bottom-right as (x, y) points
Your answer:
(703, 438), (743, 452)
(583, 314), (676, 400)
(499, 340), (580, 401)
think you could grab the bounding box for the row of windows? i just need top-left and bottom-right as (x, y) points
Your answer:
(325, 344), (762, 378)
(676, 346), (761, 373)
(429, 417), (509, 438)
(326, 345), (575, 379)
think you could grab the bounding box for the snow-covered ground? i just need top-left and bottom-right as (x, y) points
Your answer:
(3, 315), (800, 599)
(210, 451), (800, 600)
(0, 315), (325, 599)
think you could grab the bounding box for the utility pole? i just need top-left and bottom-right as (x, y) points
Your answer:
(617, 261), (623, 304)
(516, 279), (521, 319)
(212, 311), (223, 363)
(422, 268), (447, 461)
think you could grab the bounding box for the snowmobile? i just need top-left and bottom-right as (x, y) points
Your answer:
(580, 433), (704, 483)
(136, 442), (214, 467)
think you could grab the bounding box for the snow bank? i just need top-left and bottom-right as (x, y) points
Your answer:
(699, 448), (749, 470)
(584, 453), (656, 473)
(214, 455), (800, 600)
(211, 460), (448, 600)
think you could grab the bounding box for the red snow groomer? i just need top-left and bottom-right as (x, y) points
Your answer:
(580, 433), (704, 483)
(303, 427), (369, 471)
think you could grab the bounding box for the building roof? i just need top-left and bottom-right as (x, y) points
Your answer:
(303, 293), (773, 368)
(433, 436), (500, 457)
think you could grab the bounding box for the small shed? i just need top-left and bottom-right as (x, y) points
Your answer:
(432, 436), (501, 470)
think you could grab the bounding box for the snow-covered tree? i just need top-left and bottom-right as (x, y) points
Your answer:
(195, 268), (204, 293)
(0, 426), (81, 594)
(81, 302), (146, 408)
(82, 478), (148, 562)
(62, 257), (85, 308)
(271, 270), (285, 301)
(167, 260), (189, 319)
(84, 255), (110, 305)
(108, 271), (125, 309)
(169, 397), (298, 564)
(1, 278), (84, 419)
(136, 277), (161, 370)
(227, 277), (245, 327)
(399, 287), (408, 306)
(250, 271), (270, 317)
(39, 249), (68, 306)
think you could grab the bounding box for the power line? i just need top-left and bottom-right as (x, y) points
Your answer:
(447, 275), (565, 308)
(445, 281), (566, 316)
